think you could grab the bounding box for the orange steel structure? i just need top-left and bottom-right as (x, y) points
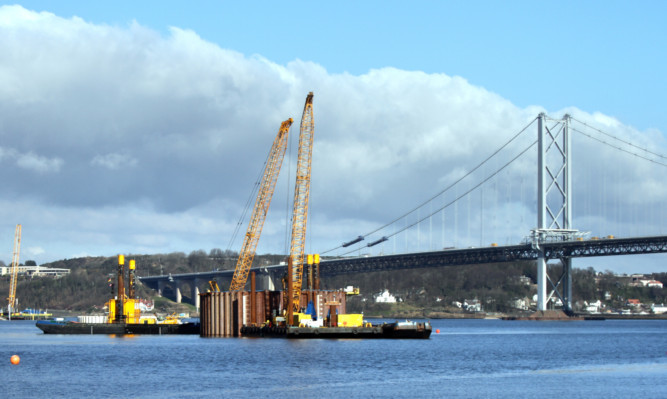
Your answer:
(287, 92), (314, 323)
(7, 224), (22, 314)
(229, 119), (293, 291)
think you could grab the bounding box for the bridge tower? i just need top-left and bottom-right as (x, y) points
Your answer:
(535, 113), (575, 313)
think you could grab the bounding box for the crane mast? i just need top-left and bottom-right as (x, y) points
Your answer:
(287, 92), (314, 322)
(7, 224), (22, 316)
(229, 119), (293, 291)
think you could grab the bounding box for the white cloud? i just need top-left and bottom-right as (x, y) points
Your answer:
(0, 6), (664, 273)
(16, 152), (63, 173)
(0, 147), (63, 173)
(91, 153), (138, 170)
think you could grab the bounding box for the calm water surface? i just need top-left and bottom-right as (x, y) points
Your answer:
(2, 319), (666, 398)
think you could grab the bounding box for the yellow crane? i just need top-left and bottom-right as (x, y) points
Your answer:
(229, 118), (293, 291)
(7, 224), (22, 316)
(287, 92), (314, 324)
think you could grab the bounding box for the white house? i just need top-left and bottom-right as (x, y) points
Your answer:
(651, 304), (667, 314)
(463, 299), (482, 312)
(647, 280), (664, 288)
(375, 289), (397, 303)
(532, 294), (563, 307)
(510, 297), (529, 311)
(584, 300), (602, 314)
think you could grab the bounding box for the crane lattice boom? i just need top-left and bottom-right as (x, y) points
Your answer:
(288, 92), (314, 316)
(7, 224), (22, 313)
(229, 119), (293, 291)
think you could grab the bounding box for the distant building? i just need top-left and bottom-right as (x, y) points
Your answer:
(626, 299), (641, 307)
(584, 300), (603, 314)
(375, 289), (397, 303)
(463, 299), (483, 312)
(532, 294), (562, 308)
(629, 278), (663, 288)
(646, 280), (663, 289)
(0, 265), (70, 277)
(651, 304), (667, 314)
(510, 297), (529, 311)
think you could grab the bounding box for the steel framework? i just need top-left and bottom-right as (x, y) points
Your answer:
(536, 114), (574, 312)
(288, 92), (314, 321)
(7, 224), (21, 316)
(229, 118), (292, 291)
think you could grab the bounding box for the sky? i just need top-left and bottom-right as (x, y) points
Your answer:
(0, 1), (665, 274)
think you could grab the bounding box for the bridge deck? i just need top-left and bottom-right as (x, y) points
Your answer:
(138, 235), (667, 284)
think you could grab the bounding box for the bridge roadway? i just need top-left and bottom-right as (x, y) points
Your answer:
(139, 235), (667, 304)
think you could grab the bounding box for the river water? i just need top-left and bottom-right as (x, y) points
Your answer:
(2, 318), (665, 398)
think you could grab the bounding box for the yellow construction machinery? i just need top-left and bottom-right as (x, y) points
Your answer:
(228, 118), (293, 291)
(6, 224), (21, 317)
(208, 280), (220, 292)
(287, 92), (315, 324)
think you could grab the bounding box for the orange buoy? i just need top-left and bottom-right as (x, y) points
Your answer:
(10, 355), (20, 365)
(436, 329), (440, 334)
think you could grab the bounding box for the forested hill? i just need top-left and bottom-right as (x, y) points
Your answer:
(1, 250), (246, 312)
(2, 250), (666, 315)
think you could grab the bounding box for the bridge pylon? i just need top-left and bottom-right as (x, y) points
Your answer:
(536, 113), (575, 313)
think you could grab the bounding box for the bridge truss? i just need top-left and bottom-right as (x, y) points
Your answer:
(317, 235), (667, 277)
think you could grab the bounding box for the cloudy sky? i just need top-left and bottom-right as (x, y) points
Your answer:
(0, 2), (665, 274)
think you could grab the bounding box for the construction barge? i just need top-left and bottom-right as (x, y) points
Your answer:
(196, 94), (431, 340)
(199, 274), (431, 339)
(241, 321), (432, 339)
(36, 318), (199, 335)
(36, 255), (199, 335)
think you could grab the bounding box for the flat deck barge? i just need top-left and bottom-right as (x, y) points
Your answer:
(241, 321), (432, 339)
(36, 320), (200, 335)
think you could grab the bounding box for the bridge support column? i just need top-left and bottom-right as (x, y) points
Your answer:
(157, 280), (165, 297)
(536, 113), (573, 314)
(257, 271), (277, 291)
(175, 283), (182, 304)
(537, 255), (547, 311)
(193, 283), (201, 312)
(563, 258), (573, 314)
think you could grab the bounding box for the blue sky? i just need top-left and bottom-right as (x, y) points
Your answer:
(0, 2), (665, 274)
(10, 1), (666, 134)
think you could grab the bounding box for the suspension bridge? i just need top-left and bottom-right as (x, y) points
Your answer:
(140, 113), (667, 314)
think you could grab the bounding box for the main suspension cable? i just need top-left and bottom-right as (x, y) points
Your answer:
(571, 116), (667, 161)
(321, 117), (537, 255)
(571, 126), (667, 168)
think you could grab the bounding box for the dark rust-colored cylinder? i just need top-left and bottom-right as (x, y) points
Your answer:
(264, 290), (270, 325)
(213, 292), (220, 337)
(250, 272), (256, 325)
(329, 304), (337, 327)
(287, 257), (294, 325)
(235, 291), (243, 337)
(200, 292), (210, 337)
(223, 292), (230, 337)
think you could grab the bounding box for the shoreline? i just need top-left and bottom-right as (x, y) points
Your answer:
(364, 312), (667, 320)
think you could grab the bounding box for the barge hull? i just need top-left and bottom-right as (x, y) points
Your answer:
(36, 320), (200, 335)
(241, 322), (431, 339)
